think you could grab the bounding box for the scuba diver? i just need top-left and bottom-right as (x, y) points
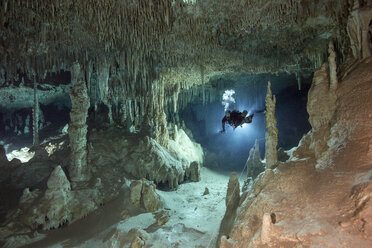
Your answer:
(220, 109), (254, 133)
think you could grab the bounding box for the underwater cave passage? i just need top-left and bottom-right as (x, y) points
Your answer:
(176, 73), (312, 172)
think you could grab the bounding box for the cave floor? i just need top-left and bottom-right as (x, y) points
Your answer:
(20, 167), (242, 248)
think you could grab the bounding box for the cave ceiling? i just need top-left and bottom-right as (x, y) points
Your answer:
(0, 0), (356, 89)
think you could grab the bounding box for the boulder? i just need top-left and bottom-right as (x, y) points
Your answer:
(130, 179), (162, 212)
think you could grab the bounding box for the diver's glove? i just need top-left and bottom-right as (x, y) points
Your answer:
(219, 130), (225, 134)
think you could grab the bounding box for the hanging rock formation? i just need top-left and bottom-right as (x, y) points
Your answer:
(68, 63), (90, 182)
(265, 82), (278, 170)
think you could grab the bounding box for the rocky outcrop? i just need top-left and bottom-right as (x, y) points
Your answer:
(130, 179), (162, 213)
(185, 161), (201, 182)
(1, 165), (103, 235)
(218, 57), (372, 248)
(127, 127), (203, 189)
(265, 81), (278, 169)
(68, 63), (90, 182)
(218, 172), (240, 246)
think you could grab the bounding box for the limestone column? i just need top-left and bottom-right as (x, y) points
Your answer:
(265, 81), (278, 169)
(68, 63), (90, 182)
(328, 40), (338, 90)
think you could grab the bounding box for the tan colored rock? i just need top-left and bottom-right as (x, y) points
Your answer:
(130, 179), (162, 212)
(130, 236), (144, 248)
(265, 81), (278, 169)
(154, 210), (170, 225)
(328, 40), (338, 90)
(130, 180), (143, 207)
(142, 180), (162, 212)
(220, 235), (234, 248)
(350, 182), (372, 239)
(347, 3), (372, 60)
(218, 172), (240, 246)
(307, 63), (337, 130)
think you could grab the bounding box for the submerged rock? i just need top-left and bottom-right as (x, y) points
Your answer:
(130, 179), (162, 213)
(246, 139), (265, 180)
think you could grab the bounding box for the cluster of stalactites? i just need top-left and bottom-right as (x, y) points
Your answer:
(0, 0), (354, 83)
(0, 0), (176, 83)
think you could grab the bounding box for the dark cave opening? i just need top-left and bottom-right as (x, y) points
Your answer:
(0, 101), (70, 152)
(177, 73), (312, 171)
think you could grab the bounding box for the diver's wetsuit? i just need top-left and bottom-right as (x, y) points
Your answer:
(221, 110), (253, 132)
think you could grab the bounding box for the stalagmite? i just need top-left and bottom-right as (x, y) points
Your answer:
(328, 40), (338, 90)
(246, 139), (264, 179)
(32, 76), (39, 146)
(265, 81), (278, 169)
(68, 63), (91, 182)
(218, 172), (241, 247)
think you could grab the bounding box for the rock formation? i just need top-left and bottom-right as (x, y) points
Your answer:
(1, 165), (103, 235)
(0, 0), (371, 247)
(218, 52), (372, 248)
(130, 179), (162, 213)
(68, 63), (90, 182)
(265, 82), (278, 169)
(218, 172), (240, 246)
(246, 139), (265, 180)
(185, 161), (201, 182)
(347, 1), (372, 60)
(328, 40), (338, 90)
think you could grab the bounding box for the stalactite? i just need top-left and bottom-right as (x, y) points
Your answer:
(296, 72), (301, 91)
(265, 81), (278, 170)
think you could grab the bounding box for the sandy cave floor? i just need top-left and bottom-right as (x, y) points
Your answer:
(17, 167), (244, 248)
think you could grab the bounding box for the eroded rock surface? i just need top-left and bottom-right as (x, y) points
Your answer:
(219, 58), (372, 247)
